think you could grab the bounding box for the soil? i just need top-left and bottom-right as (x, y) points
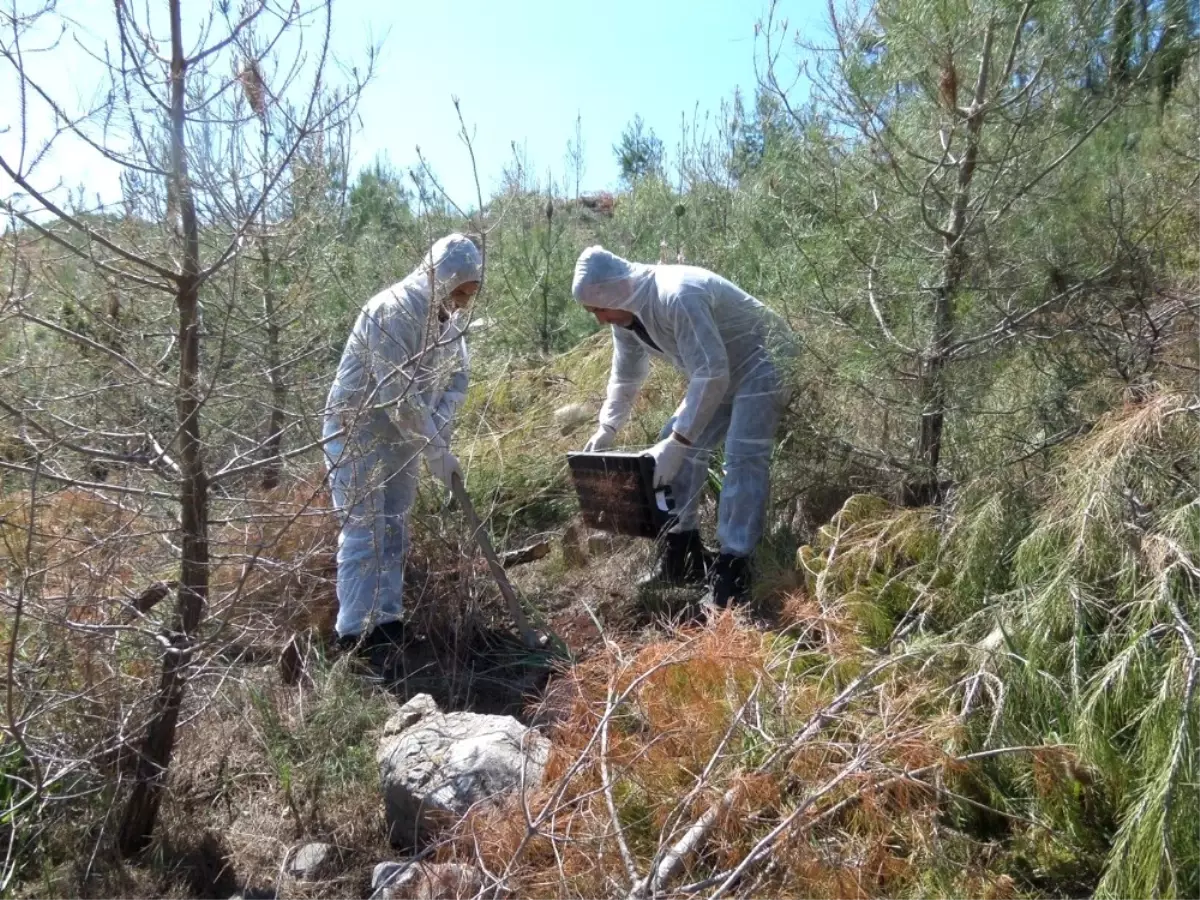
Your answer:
(344, 618), (560, 719)
(341, 525), (713, 721)
(76, 525), (727, 900)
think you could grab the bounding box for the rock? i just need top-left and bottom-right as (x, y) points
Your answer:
(372, 861), (485, 900)
(373, 861), (414, 892)
(378, 694), (550, 848)
(553, 403), (592, 433)
(561, 521), (589, 568)
(286, 842), (336, 881)
(465, 315), (494, 334)
(587, 533), (612, 556)
(499, 539), (551, 568)
(386, 693), (440, 735)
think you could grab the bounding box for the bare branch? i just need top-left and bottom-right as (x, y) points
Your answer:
(0, 157), (179, 279)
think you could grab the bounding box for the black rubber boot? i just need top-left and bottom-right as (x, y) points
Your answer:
(709, 553), (751, 608)
(337, 620), (409, 676)
(638, 530), (712, 588)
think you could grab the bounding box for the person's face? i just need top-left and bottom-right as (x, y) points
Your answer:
(585, 305), (634, 327)
(447, 280), (480, 312)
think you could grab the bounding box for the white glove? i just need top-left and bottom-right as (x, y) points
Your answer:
(583, 424), (617, 453)
(425, 447), (461, 487)
(647, 433), (689, 487)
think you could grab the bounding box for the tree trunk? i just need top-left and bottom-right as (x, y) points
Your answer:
(540, 192), (553, 355)
(118, 0), (208, 856)
(260, 246), (285, 490)
(1111, 0), (1135, 86)
(911, 23), (994, 504)
(259, 121), (286, 491)
(259, 228), (285, 485)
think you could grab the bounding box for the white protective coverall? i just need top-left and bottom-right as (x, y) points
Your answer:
(429, 309), (471, 443)
(572, 246), (795, 557)
(322, 234), (480, 638)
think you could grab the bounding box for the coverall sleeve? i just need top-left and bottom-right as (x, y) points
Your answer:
(667, 289), (730, 442)
(362, 295), (446, 450)
(433, 330), (470, 439)
(598, 324), (651, 432)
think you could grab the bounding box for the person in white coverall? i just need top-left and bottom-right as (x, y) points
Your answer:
(323, 234), (480, 665)
(572, 245), (795, 608)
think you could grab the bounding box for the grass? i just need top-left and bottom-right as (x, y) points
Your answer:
(247, 659), (385, 823)
(786, 392), (1200, 899)
(0, 469), (390, 898)
(31, 652), (397, 899)
(464, 411), (1172, 899)
(449, 333), (684, 542)
(426, 608), (1026, 899)
(976, 395), (1200, 899)
(3, 340), (1196, 899)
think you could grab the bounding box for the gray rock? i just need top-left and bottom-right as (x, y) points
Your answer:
(386, 693), (440, 735)
(553, 402), (592, 433)
(561, 521), (589, 569)
(286, 842), (336, 880)
(373, 861), (417, 893)
(377, 694), (550, 848)
(587, 533), (612, 556)
(372, 861), (484, 900)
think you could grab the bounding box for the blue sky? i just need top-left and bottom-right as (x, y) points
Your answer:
(332, 0), (817, 204)
(1, 0), (825, 211)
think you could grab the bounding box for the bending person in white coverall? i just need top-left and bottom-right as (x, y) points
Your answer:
(323, 234), (480, 667)
(572, 246), (795, 608)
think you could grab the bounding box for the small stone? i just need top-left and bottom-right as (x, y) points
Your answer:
(553, 403), (592, 433)
(561, 521), (589, 568)
(373, 860), (417, 892)
(372, 862), (484, 900)
(286, 842), (336, 881)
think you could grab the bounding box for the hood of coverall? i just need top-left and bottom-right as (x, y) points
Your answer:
(403, 233), (482, 312)
(570, 245), (656, 313)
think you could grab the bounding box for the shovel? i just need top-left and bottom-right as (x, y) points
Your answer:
(448, 471), (547, 651)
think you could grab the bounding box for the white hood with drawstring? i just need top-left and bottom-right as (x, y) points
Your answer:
(324, 233), (481, 455)
(571, 245), (791, 443)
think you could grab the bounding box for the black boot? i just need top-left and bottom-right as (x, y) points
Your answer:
(709, 553), (751, 608)
(336, 620), (409, 676)
(637, 530), (712, 589)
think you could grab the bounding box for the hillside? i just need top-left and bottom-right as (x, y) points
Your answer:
(5, 349), (1197, 899)
(1, 1), (1197, 897)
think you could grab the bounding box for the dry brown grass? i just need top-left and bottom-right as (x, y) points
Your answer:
(208, 468), (339, 648)
(28, 655), (400, 900)
(0, 431), (1044, 899)
(0, 484), (169, 622)
(0, 465), (353, 896)
(166, 665), (393, 898)
(423, 601), (984, 899)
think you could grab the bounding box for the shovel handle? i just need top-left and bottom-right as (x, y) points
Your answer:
(449, 472), (540, 650)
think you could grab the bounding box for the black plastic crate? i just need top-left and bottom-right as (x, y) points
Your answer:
(566, 451), (675, 539)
